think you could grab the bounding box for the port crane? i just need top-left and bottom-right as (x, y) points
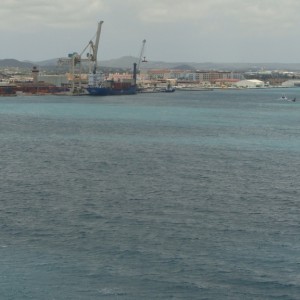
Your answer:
(80, 20), (104, 74)
(137, 39), (147, 73)
(58, 20), (104, 93)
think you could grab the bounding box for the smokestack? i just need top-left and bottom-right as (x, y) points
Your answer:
(133, 63), (137, 86)
(32, 66), (39, 86)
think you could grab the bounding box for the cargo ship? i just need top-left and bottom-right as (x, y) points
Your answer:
(86, 63), (137, 96)
(0, 84), (16, 96)
(87, 83), (137, 96)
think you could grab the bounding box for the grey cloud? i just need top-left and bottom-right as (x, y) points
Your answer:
(0, 0), (107, 29)
(1, 0), (300, 62)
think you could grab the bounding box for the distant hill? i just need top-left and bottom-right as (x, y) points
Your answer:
(0, 59), (34, 68)
(35, 58), (58, 67)
(172, 64), (196, 70)
(2, 57), (300, 72)
(99, 56), (137, 69)
(98, 59), (300, 72)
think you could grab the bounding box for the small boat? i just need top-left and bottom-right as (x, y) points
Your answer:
(279, 95), (296, 102)
(281, 95), (288, 100)
(162, 83), (175, 93)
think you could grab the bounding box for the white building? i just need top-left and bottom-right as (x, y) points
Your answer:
(281, 80), (300, 87)
(235, 79), (264, 88)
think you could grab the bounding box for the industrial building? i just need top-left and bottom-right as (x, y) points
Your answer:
(235, 79), (265, 88)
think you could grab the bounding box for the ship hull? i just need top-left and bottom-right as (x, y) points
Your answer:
(86, 86), (137, 96)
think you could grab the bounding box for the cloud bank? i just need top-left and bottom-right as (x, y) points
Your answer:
(0, 0), (107, 30)
(1, 0), (299, 31)
(0, 0), (299, 62)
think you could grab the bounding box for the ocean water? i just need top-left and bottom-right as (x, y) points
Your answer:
(1, 89), (300, 299)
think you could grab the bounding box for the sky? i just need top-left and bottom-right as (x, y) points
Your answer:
(1, 0), (300, 63)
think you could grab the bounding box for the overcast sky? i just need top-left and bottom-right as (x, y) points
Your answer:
(1, 0), (299, 63)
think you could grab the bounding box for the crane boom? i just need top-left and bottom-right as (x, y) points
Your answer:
(88, 21), (104, 74)
(137, 39), (146, 72)
(93, 21), (103, 64)
(58, 21), (104, 93)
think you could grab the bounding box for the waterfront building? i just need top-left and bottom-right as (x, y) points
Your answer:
(281, 80), (300, 87)
(147, 69), (244, 84)
(194, 71), (244, 83)
(235, 79), (265, 88)
(147, 69), (171, 81)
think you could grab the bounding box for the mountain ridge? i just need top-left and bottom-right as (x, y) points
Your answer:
(1, 57), (300, 72)
(0, 59), (34, 68)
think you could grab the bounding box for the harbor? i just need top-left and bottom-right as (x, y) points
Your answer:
(2, 20), (300, 97)
(2, 1), (300, 298)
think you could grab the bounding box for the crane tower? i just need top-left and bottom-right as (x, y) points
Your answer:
(137, 39), (147, 72)
(58, 21), (104, 93)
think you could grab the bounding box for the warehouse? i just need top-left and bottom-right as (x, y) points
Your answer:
(235, 79), (264, 88)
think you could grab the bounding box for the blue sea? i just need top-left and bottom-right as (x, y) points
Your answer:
(1, 89), (300, 299)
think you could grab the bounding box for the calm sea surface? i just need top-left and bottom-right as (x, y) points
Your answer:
(1, 89), (300, 299)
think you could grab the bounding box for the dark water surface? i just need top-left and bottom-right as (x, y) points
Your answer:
(1, 89), (300, 299)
